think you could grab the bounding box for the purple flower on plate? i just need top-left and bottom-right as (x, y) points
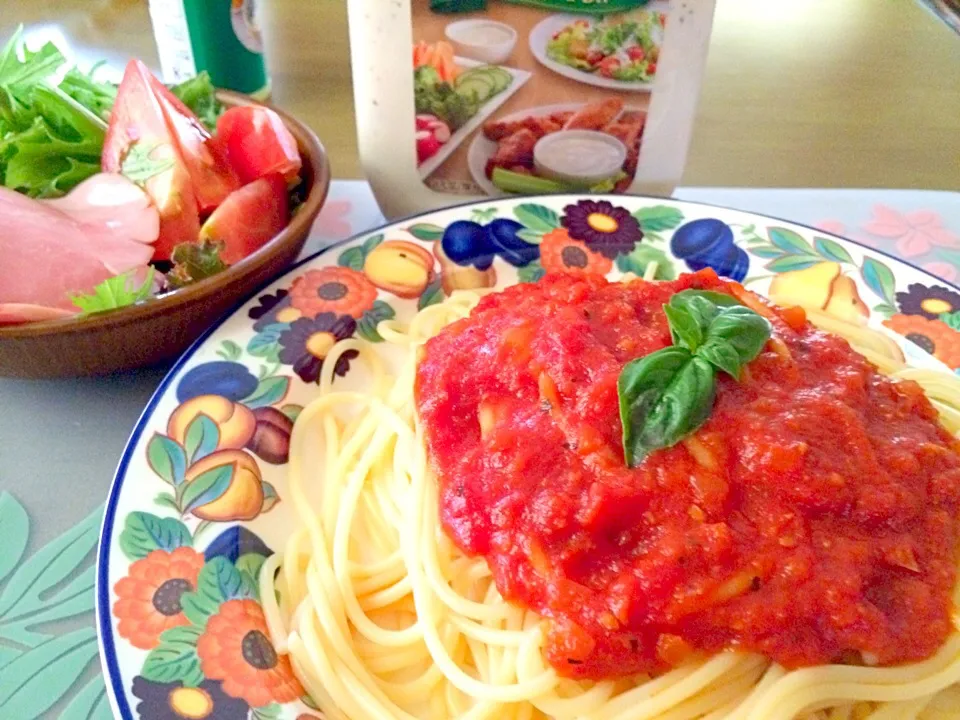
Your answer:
(131, 677), (249, 720)
(278, 313), (359, 383)
(561, 200), (643, 259)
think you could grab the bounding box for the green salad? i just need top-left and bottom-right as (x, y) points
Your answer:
(546, 12), (664, 84)
(0, 26), (220, 199)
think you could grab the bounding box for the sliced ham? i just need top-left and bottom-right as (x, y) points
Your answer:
(42, 173), (160, 245)
(0, 304), (76, 325)
(0, 186), (154, 318)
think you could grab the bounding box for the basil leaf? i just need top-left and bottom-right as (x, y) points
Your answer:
(699, 305), (771, 378)
(619, 347), (716, 467)
(665, 290), (737, 348)
(662, 304), (703, 351)
(696, 341), (742, 379)
(669, 289), (739, 314)
(619, 288), (773, 467)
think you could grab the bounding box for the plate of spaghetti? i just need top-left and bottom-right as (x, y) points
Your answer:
(97, 195), (960, 720)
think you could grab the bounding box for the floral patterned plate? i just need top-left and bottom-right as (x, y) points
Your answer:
(96, 195), (960, 720)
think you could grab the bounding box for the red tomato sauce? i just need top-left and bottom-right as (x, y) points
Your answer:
(414, 271), (960, 680)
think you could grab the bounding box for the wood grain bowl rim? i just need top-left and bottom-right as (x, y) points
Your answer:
(0, 90), (331, 339)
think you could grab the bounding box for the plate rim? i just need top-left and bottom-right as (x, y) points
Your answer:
(95, 192), (960, 720)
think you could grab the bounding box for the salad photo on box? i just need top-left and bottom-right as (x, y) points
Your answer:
(537, 8), (667, 88)
(409, 0), (680, 198)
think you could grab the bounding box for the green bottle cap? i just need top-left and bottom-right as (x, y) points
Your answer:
(150, 0), (270, 98)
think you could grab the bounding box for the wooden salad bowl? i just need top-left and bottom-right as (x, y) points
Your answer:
(0, 91), (330, 379)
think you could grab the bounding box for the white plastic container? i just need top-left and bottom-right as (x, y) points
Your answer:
(347, 0), (716, 219)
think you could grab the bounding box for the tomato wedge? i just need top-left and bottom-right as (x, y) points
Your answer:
(214, 106), (302, 184)
(146, 72), (239, 211)
(198, 174), (289, 264)
(103, 60), (200, 261)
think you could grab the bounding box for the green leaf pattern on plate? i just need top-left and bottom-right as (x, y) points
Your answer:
(141, 626), (205, 687)
(181, 557), (254, 629)
(183, 413), (220, 465)
(243, 376), (291, 409)
(517, 260), (546, 284)
(338, 232), (383, 269)
(418, 278), (446, 310)
(119, 511), (193, 561)
(632, 205), (684, 234)
(742, 223), (903, 310)
(406, 222), (445, 242)
(616, 244), (676, 280)
(513, 203), (560, 234)
(765, 255), (825, 273)
(146, 433), (187, 486)
(813, 237), (854, 264)
(180, 465), (235, 514)
(861, 256), (898, 306)
(940, 311), (960, 331)
(247, 323), (287, 363)
(767, 227), (817, 256)
(357, 300), (397, 343)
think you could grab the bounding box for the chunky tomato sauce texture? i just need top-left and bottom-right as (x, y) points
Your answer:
(414, 271), (960, 680)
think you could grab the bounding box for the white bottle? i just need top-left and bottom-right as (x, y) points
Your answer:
(347, 0), (717, 219)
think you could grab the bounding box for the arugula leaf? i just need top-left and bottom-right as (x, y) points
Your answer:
(120, 141), (176, 186)
(617, 290), (772, 467)
(0, 26), (24, 81)
(0, 34), (65, 93)
(59, 65), (117, 122)
(167, 238), (230, 288)
(170, 72), (222, 130)
(71, 269), (156, 314)
(0, 84), (35, 134)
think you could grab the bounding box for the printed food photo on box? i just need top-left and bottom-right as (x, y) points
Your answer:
(413, 0), (682, 198)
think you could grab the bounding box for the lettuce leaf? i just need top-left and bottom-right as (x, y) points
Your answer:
(71, 268), (156, 314)
(0, 28), (105, 197)
(0, 27), (65, 93)
(170, 72), (222, 130)
(0, 86), (105, 197)
(59, 65), (116, 122)
(167, 238), (230, 288)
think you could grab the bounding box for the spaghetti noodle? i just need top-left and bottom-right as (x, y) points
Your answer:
(261, 280), (960, 720)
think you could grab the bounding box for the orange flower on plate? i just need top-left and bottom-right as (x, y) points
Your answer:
(113, 547), (205, 650)
(884, 314), (960, 369)
(197, 599), (303, 707)
(289, 267), (377, 319)
(539, 228), (613, 276)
